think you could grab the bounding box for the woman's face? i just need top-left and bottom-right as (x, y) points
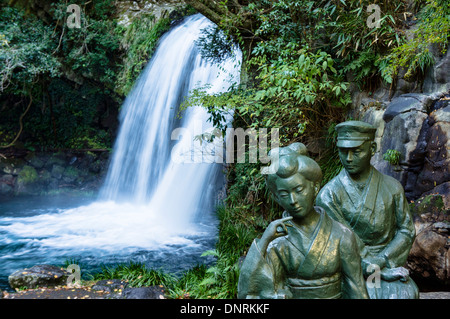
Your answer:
(273, 172), (317, 220)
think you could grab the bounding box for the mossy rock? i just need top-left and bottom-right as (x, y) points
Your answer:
(17, 165), (38, 184)
(51, 165), (65, 180)
(45, 157), (66, 169)
(0, 158), (26, 175)
(28, 156), (46, 169)
(410, 194), (448, 223)
(15, 165), (41, 195)
(39, 170), (52, 183)
(63, 166), (80, 182)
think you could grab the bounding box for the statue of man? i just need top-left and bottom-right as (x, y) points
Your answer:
(237, 143), (369, 299)
(315, 121), (419, 299)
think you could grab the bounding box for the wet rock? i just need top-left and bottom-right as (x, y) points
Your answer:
(423, 44), (450, 94)
(414, 104), (450, 198)
(51, 165), (65, 180)
(62, 166), (79, 183)
(122, 286), (165, 299)
(15, 165), (40, 195)
(92, 279), (128, 293)
(407, 195), (450, 288)
(0, 174), (14, 196)
(0, 183), (13, 196)
(92, 279), (128, 298)
(361, 93), (449, 201)
(8, 265), (71, 290)
(44, 156), (65, 170)
(27, 156), (46, 169)
(382, 93), (431, 123)
(375, 105), (428, 196)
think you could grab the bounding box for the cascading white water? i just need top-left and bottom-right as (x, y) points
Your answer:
(0, 14), (241, 289)
(100, 13), (240, 222)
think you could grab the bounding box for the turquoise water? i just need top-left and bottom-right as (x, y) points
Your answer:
(0, 194), (218, 291)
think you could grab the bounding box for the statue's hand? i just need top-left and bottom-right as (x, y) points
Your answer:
(259, 216), (293, 254)
(380, 267), (410, 282)
(363, 256), (386, 269)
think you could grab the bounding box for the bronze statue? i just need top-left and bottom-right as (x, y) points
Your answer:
(237, 143), (369, 299)
(316, 121), (419, 299)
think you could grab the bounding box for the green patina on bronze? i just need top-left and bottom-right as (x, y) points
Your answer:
(316, 120), (419, 299)
(237, 143), (369, 299)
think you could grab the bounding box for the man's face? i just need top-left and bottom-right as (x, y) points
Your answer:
(338, 141), (375, 177)
(274, 173), (317, 220)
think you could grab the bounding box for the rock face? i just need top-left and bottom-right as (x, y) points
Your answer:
(407, 195), (450, 288)
(8, 265), (71, 290)
(357, 92), (449, 202)
(423, 44), (450, 94)
(116, 0), (185, 26)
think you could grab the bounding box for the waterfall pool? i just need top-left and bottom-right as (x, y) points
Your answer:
(0, 194), (219, 291)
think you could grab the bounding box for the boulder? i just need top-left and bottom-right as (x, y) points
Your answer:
(382, 93), (432, 123)
(27, 156), (46, 169)
(62, 166), (79, 183)
(92, 279), (128, 298)
(407, 195), (450, 288)
(0, 174), (14, 196)
(8, 265), (71, 290)
(122, 286), (165, 299)
(15, 165), (40, 196)
(51, 164), (65, 180)
(0, 183), (13, 196)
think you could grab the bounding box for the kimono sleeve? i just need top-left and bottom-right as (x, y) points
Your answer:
(339, 226), (370, 299)
(237, 238), (287, 299)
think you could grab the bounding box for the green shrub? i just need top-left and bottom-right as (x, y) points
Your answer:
(115, 13), (171, 96)
(383, 149), (401, 166)
(92, 261), (175, 289)
(381, 0), (450, 82)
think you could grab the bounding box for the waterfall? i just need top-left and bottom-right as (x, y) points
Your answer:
(0, 14), (241, 287)
(100, 14), (240, 222)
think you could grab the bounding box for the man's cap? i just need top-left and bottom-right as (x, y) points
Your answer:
(335, 121), (376, 148)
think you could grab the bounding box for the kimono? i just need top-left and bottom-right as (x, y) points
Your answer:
(237, 207), (369, 299)
(316, 166), (419, 299)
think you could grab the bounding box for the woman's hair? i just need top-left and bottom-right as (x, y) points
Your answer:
(266, 143), (322, 193)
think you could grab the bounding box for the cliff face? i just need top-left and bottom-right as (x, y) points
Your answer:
(116, 0), (186, 26)
(349, 44), (449, 203)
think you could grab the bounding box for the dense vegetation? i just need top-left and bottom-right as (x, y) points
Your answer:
(1, 0), (448, 298)
(0, 0), (173, 151)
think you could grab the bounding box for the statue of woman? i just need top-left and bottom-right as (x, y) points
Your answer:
(237, 143), (369, 299)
